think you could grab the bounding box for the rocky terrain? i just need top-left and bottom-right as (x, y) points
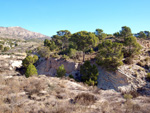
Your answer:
(0, 26), (51, 40)
(36, 50), (149, 94)
(0, 53), (26, 76)
(0, 74), (150, 113)
(0, 35), (150, 112)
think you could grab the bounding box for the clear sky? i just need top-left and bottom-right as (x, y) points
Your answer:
(0, 0), (150, 36)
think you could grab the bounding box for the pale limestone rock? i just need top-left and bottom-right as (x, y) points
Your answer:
(37, 58), (81, 76)
(10, 60), (22, 68)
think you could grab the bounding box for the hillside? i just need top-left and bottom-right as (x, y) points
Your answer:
(0, 26), (150, 113)
(0, 26), (51, 40)
(0, 75), (150, 113)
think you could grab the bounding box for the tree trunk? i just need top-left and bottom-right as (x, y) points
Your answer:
(83, 51), (85, 62)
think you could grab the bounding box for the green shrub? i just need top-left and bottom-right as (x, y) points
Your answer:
(22, 55), (38, 68)
(85, 79), (95, 86)
(62, 54), (69, 60)
(89, 48), (94, 53)
(26, 50), (32, 54)
(146, 73), (150, 81)
(51, 53), (59, 58)
(44, 39), (56, 51)
(15, 43), (18, 46)
(69, 48), (77, 59)
(56, 64), (66, 77)
(25, 64), (38, 78)
(124, 94), (133, 100)
(69, 74), (74, 78)
(0, 45), (3, 50)
(80, 61), (99, 86)
(3, 47), (10, 52)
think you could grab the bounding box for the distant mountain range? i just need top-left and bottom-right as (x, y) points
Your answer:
(0, 26), (51, 40)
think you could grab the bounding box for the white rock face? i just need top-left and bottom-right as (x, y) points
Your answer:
(0, 54), (25, 73)
(37, 58), (81, 76)
(97, 64), (146, 93)
(10, 60), (22, 68)
(97, 67), (129, 91)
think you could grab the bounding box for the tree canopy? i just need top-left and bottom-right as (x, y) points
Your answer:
(95, 29), (107, 40)
(70, 31), (99, 61)
(124, 36), (142, 57)
(120, 26), (132, 38)
(96, 40), (123, 71)
(57, 30), (71, 36)
(38, 47), (51, 59)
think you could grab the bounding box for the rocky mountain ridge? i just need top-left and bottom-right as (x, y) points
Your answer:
(0, 26), (51, 40)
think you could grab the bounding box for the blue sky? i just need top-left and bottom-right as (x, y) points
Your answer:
(0, 0), (150, 36)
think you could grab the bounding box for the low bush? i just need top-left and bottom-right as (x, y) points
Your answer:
(69, 74), (74, 79)
(62, 54), (69, 60)
(74, 93), (97, 105)
(146, 73), (150, 82)
(3, 47), (10, 52)
(124, 94), (133, 100)
(137, 61), (145, 67)
(124, 57), (133, 64)
(23, 78), (46, 96)
(56, 64), (66, 77)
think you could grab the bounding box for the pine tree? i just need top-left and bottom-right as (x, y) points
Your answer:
(25, 64), (38, 78)
(56, 64), (66, 77)
(80, 61), (99, 86)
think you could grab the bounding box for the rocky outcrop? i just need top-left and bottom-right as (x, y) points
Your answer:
(37, 58), (146, 93)
(37, 58), (82, 76)
(97, 64), (146, 93)
(97, 67), (129, 91)
(0, 54), (26, 76)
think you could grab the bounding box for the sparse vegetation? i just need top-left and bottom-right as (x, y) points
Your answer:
(56, 64), (66, 77)
(1, 26), (150, 113)
(73, 93), (97, 105)
(38, 46), (51, 59)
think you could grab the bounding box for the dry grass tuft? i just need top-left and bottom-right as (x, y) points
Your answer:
(23, 77), (47, 96)
(74, 93), (97, 105)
